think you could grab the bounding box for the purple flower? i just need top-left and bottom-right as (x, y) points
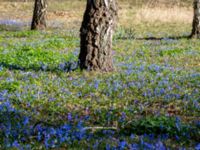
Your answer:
(94, 80), (99, 89)
(155, 141), (166, 150)
(119, 112), (126, 122)
(59, 63), (66, 70)
(67, 113), (72, 121)
(130, 134), (135, 139)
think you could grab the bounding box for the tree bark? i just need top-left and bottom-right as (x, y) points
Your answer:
(79, 0), (118, 72)
(31, 0), (47, 30)
(191, 0), (200, 38)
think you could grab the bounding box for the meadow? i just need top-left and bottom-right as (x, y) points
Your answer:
(0, 0), (200, 149)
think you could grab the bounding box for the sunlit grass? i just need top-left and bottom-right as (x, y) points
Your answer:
(0, 0), (200, 149)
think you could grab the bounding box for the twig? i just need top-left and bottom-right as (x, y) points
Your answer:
(81, 126), (118, 132)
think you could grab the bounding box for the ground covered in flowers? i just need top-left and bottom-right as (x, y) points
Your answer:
(0, 26), (200, 149)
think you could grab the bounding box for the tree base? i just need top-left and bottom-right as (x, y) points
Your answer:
(79, 0), (117, 72)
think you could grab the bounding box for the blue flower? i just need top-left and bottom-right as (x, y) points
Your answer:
(119, 141), (127, 149)
(40, 63), (48, 71)
(0, 66), (3, 72)
(23, 117), (29, 125)
(155, 141), (166, 150)
(130, 134), (135, 139)
(143, 142), (154, 149)
(195, 143), (200, 150)
(106, 144), (111, 150)
(130, 143), (139, 149)
(12, 140), (20, 148)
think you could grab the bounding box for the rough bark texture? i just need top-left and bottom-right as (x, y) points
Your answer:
(31, 0), (47, 30)
(191, 0), (200, 38)
(79, 0), (118, 72)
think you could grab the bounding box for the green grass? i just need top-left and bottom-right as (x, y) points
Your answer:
(0, 22), (200, 149)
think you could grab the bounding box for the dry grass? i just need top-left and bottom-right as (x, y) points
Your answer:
(135, 6), (192, 23)
(118, 0), (193, 27)
(0, 0), (193, 29)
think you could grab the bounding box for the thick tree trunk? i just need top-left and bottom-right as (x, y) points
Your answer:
(79, 0), (118, 72)
(191, 0), (200, 38)
(31, 0), (47, 30)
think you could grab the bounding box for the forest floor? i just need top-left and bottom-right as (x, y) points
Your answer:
(0, 0), (200, 149)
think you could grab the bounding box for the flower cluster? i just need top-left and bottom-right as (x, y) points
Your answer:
(0, 29), (200, 149)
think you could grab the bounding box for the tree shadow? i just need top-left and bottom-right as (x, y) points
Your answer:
(136, 35), (190, 41)
(0, 61), (79, 73)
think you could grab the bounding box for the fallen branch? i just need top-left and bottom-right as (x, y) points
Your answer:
(81, 126), (118, 132)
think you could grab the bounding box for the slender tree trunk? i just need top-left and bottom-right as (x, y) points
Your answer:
(31, 0), (47, 30)
(191, 0), (200, 38)
(79, 0), (118, 72)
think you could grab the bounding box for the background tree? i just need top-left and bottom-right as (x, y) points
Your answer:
(79, 0), (118, 72)
(190, 0), (200, 38)
(31, 0), (47, 30)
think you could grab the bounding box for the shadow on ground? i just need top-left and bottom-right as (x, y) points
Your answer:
(0, 61), (79, 73)
(136, 35), (190, 40)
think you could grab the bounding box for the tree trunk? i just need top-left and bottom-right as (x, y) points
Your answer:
(31, 0), (47, 30)
(79, 0), (118, 72)
(191, 0), (200, 38)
